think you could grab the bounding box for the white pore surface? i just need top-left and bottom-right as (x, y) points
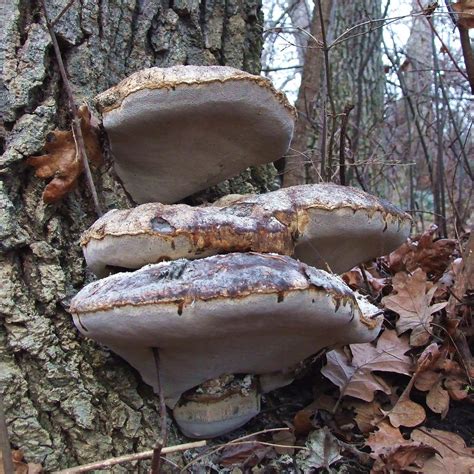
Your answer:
(103, 81), (294, 204)
(294, 207), (410, 273)
(73, 289), (379, 407)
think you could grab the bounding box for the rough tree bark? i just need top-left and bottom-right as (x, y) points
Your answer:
(0, 0), (271, 469)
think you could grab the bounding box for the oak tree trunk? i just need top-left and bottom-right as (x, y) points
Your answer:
(0, 0), (268, 469)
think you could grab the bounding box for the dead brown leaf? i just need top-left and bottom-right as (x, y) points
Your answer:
(342, 268), (386, 294)
(388, 225), (456, 279)
(426, 380), (450, 417)
(5, 450), (43, 474)
(352, 400), (384, 434)
(219, 439), (272, 467)
(321, 330), (412, 402)
(411, 427), (474, 473)
(382, 269), (448, 346)
(366, 420), (407, 456)
(293, 408), (315, 437)
(367, 422), (438, 473)
(371, 444), (438, 473)
(27, 105), (102, 203)
(453, 0), (474, 29)
(272, 430), (296, 455)
(387, 399), (426, 428)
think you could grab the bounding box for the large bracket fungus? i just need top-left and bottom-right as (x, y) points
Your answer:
(71, 66), (409, 439)
(95, 66), (296, 204)
(70, 253), (382, 438)
(81, 183), (411, 277)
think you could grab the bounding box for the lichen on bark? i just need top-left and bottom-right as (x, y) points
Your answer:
(0, 0), (268, 469)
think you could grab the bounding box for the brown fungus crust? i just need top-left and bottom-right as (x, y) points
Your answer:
(95, 65), (296, 117)
(70, 253), (356, 316)
(81, 184), (411, 276)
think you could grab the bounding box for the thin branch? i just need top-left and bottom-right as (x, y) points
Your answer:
(180, 427), (291, 472)
(51, 0), (76, 27)
(54, 440), (206, 474)
(151, 348), (168, 474)
(262, 65), (303, 72)
(40, 0), (102, 217)
(317, 0), (336, 182)
(339, 104), (354, 185)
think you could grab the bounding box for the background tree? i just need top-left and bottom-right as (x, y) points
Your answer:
(0, 0), (273, 469)
(263, 0), (472, 235)
(264, 0), (384, 186)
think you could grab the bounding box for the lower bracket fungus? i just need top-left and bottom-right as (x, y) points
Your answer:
(70, 253), (382, 438)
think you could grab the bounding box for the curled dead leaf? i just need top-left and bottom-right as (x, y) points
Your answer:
(272, 430), (296, 455)
(371, 444), (438, 473)
(366, 420), (406, 456)
(293, 408), (315, 436)
(27, 105), (102, 203)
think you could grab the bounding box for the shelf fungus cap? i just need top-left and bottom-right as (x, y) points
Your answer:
(70, 253), (382, 437)
(81, 184), (411, 277)
(95, 65), (296, 204)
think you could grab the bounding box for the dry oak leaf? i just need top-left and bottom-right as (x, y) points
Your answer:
(411, 427), (474, 473)
(321, 330), (412, 402)
(388, 225), (456, 279)
(367, 422), (437, 473)
(27, 105), (102, 203)
(382, 268), (448, 346)
(452, 0), (474, 29)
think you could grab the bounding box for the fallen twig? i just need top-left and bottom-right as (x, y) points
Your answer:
(53, 440), (206, 473)
(180, 427), (292, 472)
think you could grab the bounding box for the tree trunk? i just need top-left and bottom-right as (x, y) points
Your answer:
(283, 0), (383, 186)
(0, 0), (266, 469)
(282, 0), (332, 187)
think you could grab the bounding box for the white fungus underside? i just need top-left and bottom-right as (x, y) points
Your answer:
(73, 288), (380, 407)
(102, 80), (294, 204)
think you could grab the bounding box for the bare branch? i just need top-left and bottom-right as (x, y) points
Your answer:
(40, 0), (103, 217)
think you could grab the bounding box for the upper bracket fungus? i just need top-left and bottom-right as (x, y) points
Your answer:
(81, 183), (411, 277)
(95, 66), (296, 204)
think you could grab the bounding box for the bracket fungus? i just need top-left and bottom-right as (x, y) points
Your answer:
(95, 65), (296, 204)
(81, 183), (411, 277)
(70, 253), (382, 438)
(71, 67), (410, 439)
